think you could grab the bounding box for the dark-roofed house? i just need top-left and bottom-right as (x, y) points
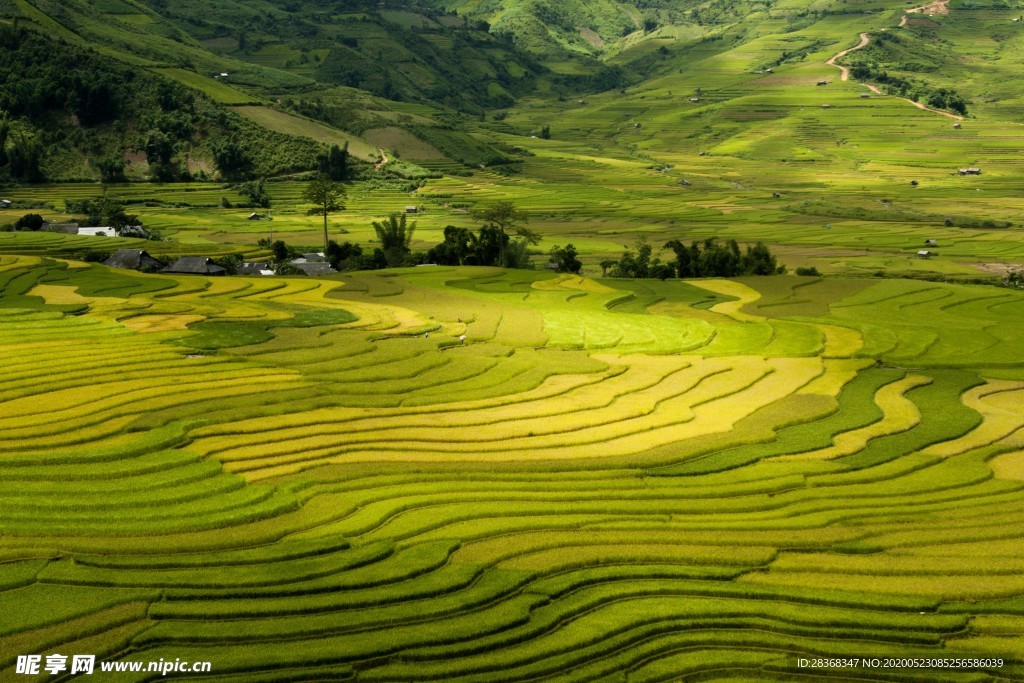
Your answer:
(118, 225), (152, 239)
(290, 262), (337, 277)
(104, 249), (164, 272)
(163, 256), (226, 276)
(239, 261), (275, 276)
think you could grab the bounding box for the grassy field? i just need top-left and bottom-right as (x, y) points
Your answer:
(5, 0), (1024, 679)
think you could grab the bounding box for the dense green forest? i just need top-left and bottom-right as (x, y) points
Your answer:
(0, 23), (321, 183)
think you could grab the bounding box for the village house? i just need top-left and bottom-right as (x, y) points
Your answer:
(118, 225), (152, 239)
(290, 262), (337, 277)
(0, 199), (12, 209)
(239, 261), (275, 276)
(77, 227), (115, 237)
(163, 256), (226, 276)
(958, 167), (981, 175)
(104, 249), (164, 272)
(41, 222), (79, 234)
(291, 252), (327, 264)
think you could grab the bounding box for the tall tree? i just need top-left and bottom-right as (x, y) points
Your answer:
(303, 176), (346, 254)
(371, 212), (416, 267)
(472, 200), (537, 267)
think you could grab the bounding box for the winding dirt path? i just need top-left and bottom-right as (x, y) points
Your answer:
(827, 32), (871, 81)
(826, 0), (961, 119)
(374, 148), (389, 171)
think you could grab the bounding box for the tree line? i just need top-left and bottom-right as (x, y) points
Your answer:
(601, 237), (785, 279)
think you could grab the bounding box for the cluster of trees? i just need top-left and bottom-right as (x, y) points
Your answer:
(64, 197), (140, 231)
(848, 64), (967, 115)
(0, 120), (44, 183)
(602, 237), (784, 279)
(4, 198), (144, 234)
(427, 201), (538, 268)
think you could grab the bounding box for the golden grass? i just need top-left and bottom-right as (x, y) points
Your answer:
(795, 358), (871, 397)
(119, 314), (207, 332)
(989, 450), (1024, 481)
(819, 323), (865, 358)
(689, 279), (764, 322)
(209, 356), (824, 479)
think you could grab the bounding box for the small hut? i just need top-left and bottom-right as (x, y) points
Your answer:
(917, 250), (933, 259)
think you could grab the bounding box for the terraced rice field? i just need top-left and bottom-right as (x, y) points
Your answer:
(2, 258), (1024, 681)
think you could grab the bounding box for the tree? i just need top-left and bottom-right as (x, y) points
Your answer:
(326, 239), (363, 271)
(472, 200), (537, 267)
(317, 143), (349, 181)
(371, 212), (416, 267)
(7, 133), (43, 182)
(14, 213), (44, 231)
(549, 243), (582, 273)
(271, 240), (290, 262)
(236, 178), (271, 208)
(303, 176), (346, 254)
(0, 119), (9, 167)
(427, 225), (474, 265)
(212, 137), (252, 179)
(95, 156), (126, 183)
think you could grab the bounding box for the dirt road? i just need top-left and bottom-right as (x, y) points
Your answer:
(826, 32), (871, 81)
(826, 0), (961, 119)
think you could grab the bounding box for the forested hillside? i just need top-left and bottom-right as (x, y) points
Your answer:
(0, 23), (319, 183)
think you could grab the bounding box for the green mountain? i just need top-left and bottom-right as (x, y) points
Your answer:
(0, 0), (1020, 192)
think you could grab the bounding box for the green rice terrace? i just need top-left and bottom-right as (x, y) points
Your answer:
(5, 0), (1024, 680)
(2, 258), (1024, 681)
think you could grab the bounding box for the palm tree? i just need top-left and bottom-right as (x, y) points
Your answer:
(371, 212), (416, 267)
